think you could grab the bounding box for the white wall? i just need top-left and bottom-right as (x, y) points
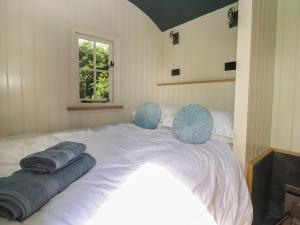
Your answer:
(234, 0), (277, 168)
(271, 0), (300, 152)
(0, 0), (238, 137)
(0, 0), (162, 137)
(0, 0), (236, 136)
(233, 0), (253, 169)
(158, 3), (237, 111)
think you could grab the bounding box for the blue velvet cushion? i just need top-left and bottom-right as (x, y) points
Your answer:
(134, 103), (161, 129)
(173, 104), (213, 144)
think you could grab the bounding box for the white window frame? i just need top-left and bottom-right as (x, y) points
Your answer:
(77, 34), (113, 102)
(71, 25), (120, 106)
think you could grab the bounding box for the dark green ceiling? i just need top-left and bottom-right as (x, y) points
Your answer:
(128, 0), (238, 31)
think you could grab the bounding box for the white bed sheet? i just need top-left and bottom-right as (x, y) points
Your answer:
(0, 124), (252, 225)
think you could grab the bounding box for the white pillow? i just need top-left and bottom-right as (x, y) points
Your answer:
(157, 106), (234, 138)
(132, 105), (234, 144)
(131, 104), (181, 129)
(210, 134), (233, 144)
(209, 110), (234, 144)
(131, 110), (137, 121)
(157, 104), (181, 129)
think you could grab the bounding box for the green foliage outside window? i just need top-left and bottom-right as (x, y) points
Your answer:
(79, 39), (110, 101)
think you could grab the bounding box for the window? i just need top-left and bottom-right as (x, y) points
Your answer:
(77, 35), (114, 103)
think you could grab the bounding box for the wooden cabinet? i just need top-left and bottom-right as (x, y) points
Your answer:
(247, 149), (300, 225)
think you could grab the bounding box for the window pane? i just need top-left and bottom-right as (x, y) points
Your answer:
(79, 39), (94, 70)
(92, 71), (109, 102)
(79, 70), (94, 99)
(96, 42), (109, 70)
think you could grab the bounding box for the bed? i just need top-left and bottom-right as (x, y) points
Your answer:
(0, 123), (253, 225)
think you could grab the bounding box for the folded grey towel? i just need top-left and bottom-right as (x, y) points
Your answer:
(20, 142), (86, 173)
(0, 153), (96, 221)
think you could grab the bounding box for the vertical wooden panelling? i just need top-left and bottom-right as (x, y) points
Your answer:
(233, 0), (253, 168)
(20, 0), (37, 133)
(46, 1), (60, 132)
(57, 0), (70, 131)
(0, 0), (238, 137)
(246, 0), (277, 162)
(234, 0), (277, 168)
(158, 3), (237, 111)
(247, 0), (262, 160)
(292, 3), (300, 151)
(34, 0), (49, 133)
(7, 0), (24, 135)
(0, 0), (10, 136)
(0, 0), (162, 136)
(272, 0), (300, 152)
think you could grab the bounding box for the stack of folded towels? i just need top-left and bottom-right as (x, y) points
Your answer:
(0, 141), (96, 221)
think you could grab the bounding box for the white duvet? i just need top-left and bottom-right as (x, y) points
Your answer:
(0, 124), (252, 225)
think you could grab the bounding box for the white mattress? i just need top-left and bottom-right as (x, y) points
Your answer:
(0, 124), (253, 225)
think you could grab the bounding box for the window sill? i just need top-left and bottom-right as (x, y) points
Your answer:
(67, 105), (123, 111)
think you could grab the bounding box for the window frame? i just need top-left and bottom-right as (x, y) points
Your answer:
(77, 34), (113, 102)
(71, 25), (120, 106)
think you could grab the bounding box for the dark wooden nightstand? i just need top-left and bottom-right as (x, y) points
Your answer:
(247, 149), (300, 225)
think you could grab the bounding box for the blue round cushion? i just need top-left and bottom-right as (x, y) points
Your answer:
(134, 103), (161, 129)
(173, 104), (213, 144)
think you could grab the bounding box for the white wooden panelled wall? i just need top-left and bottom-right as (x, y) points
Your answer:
(271, 0), (300, 152)
(234, 0), (277, 168)
(159, 3), (237, 111)
(246, 0), (277, 162)
(0, 0), (238, 137)
(0, 0), (162, 136)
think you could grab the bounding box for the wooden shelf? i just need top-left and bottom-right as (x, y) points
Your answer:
(67, 105), (123, 111)
(157, 78), (235, 86)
